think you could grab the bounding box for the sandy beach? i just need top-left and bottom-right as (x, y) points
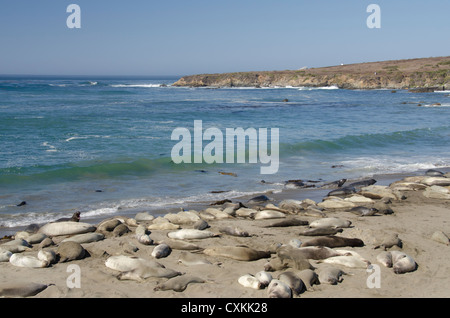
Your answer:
(1, 170), (449, 299)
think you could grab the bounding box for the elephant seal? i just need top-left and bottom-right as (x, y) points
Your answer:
(255, 271), (272, 287)
(309, 217), (351, 229)
(267, 279), (292, 298)
(298, 227), (343, 236)
(377, 251), (417, 274)
(56, 241), (86, 263)
(247, 195), (270, 204)
(192, 219), (210, 230)
(168, 229), (218, 240)
(55, 211), (81, 222)
(425, 169), (444, 176)
(24, 223), (40, 234)
(61, 232), (105, 244)
(112, 223), (130, 237)
(374, 233), (403, 250)
(203, 246), (271, 261)
(297, 269), (320, 290)
(264, 256), (313, 272)
(321, 179), (347, 189)
(301, 236), (364, 248)
(277, 245), (342, 261)
(38, 249), (57, 265)
(254, 210), (286, 220)
(327, 187), (356, 197)
(1, 239), (31, 253)
(318, 254), (370, 268)
(9, 254), (48, 268)
(348, 178), (377, 189)
(349, 206), (378, 217)
(39, 221), (95, 237)
(105, 255), (182, 281)
(97, 219), (122, 233)
(318, 266), (346, 285)
(162, 239), (202, 251)
(178, 251), (212, 266)
(0, 282), (51, 297)
(0, 249), (12, 262)
(151, 243), (172, 259)
(238, 274), (263, 290)
(278, 271), (305, 296)
(264, 217), (309, 228)
(219, 226), (250, 237)
(154, 275), (205, 292)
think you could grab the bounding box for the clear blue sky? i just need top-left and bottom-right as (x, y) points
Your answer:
(1, 0), (449, 76)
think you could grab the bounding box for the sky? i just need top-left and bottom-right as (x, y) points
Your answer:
(0, 0), (449, 76)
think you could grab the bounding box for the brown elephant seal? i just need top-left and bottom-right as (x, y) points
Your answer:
(203, 246), (271, 261)
(56, 241), (86, 263)
(298, 227), (343, 236)
(0, 282), (52, 297)
(154, 275), (205, 292)
(264, 217), (309, 228)
(277, 245), (342, 261)
(55, 211), (81, 222)
(264, 256), (313, 271)
(297, 269), (320, 290)
(374, 233), (403, 250)
(97, 219), (122, 233)
(112, 223), (130, 237)
(301, 235), (364, 248)
(219, 225), (250, 237)
(278, 271), (305, 296)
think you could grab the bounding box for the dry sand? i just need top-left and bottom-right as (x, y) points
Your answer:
(0, 172), (449, 299)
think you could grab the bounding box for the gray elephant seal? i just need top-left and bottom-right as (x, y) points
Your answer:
(425, 169), (444, 176)
(264, 256), (313, 272)
(297, 269), (320, 290)
(203, 246), (271, 261)
(318, 266), (347, 285)
(178, 251), (212, 266)
(151, 244), (172, 259)
(0, 282), (52, 297)
(298, 227), (343, 236)
(327, 186), (356, 197)
(56, 241), (86, 263)
(374, 233), (403, 250)
(154, 275), (205, 292)
(348, 178), (377, 189)
(219, 226), (250, 237)
(349, 206), (378, 217)
(301, 235), (364, 248)
(278, 271), (305, 296)
(268, 279), (292, 298)
(277, 245), (342, 261)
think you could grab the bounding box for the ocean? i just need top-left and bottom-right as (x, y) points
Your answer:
(1, 75), (449, 233)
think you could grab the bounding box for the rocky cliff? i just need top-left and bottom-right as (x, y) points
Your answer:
(173, 56), (450, 91)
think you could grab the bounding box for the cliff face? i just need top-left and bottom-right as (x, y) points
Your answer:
(173, 56), (450, 90)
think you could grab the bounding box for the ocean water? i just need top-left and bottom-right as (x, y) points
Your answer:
(1, 75), (450, 231)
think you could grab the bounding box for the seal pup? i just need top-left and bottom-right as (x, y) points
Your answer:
(374, 233), (403, 250)
(298, 227), (343, 236)
(247, 195), (270, 204)
(38, 249), (57, 265)
(263, 217), (308, 228)
(154, 275), (205, 292)
(318, 266), (346, 285)
(9, 254), (48, 268)
(167, 229), (218, 240)
(178, 251), (212, 266)
(0, 282), (51, 297)
(0, 249), (12, 262)
(219, 225), (250, 237)
(278, 271), (305, 296)
(327, 187), (356, 197)
(301, 236), (364, 248)
(377, 251), (417, 274)
(151, 243), (172, 259)
(61, 232), (105, 244)
(309, 217), (351, 229)
(267, 279), (292, 298)
(56, 241), (86, 263)
(255, 271), (272, 287)
(349, 206), (378, 217)
(277, 245), (342, 261)
(203, 246), (271, 261)
(348, 178), (377, 189)
(238, 274), (263, 290)
(297, 269), (320, 290)
(318, 254), (370, 268)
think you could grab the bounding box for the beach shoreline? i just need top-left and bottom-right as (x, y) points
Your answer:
(0, 167), (449, 298)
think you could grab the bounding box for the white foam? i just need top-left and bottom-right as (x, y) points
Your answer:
(298, 85), (339, 91)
